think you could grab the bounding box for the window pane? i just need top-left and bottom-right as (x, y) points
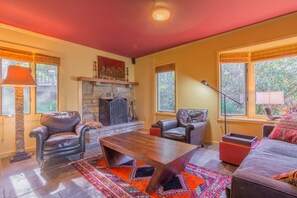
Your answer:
(221, 63), (246, 115)
(254, 57), (297, 115)
(157, 71), (175, 112)
(1, 59), (30, 115)
(36, 64), (58, 113)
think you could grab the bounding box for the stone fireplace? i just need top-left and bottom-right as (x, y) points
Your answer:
(80, 80), (143, 144)
(82, 81), (135, 123)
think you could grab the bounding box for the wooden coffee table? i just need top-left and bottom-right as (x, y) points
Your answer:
(99, 132), (198, 194)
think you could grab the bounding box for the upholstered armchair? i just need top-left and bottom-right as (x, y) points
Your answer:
(157, 109), (208, 147)
(29, 111), (89, 167)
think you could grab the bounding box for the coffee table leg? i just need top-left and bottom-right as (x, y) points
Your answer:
(101, 145), (133, 168)
(146, 148), (197, 194)
(146, 166), (176, 194)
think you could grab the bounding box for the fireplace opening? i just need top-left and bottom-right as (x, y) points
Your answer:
(99, 97), (128, 126)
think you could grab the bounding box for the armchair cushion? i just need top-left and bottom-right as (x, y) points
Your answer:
(162, 127), (186, 141)
(40, 111), (81, 135)
(44, 132), (79, 151)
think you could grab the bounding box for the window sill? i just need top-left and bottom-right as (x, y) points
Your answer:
(217, 117), (277, 124)
(155, 112), (176, 116)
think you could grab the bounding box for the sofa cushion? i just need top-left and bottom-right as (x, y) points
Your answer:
(269, 113), (297, 144)
(162, 127), (185, 141)
(239, 151), (297, 177)
(44, 132), (79, 151)
(273, 169), (297, 186)
(256, 137), (297, 158)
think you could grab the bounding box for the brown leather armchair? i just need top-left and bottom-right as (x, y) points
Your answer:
(157, 109), (208, 147)
(29, 111), (89, 167)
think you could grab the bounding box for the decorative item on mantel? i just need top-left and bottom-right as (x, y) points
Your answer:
(92, 61), (98, 78)
(126, 67), (129, 81)
(128, 100), (137, 122)
(98, 56), (125, 81)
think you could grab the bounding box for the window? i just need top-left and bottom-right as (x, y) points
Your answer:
(219, 43), (297, 119)
(0, 47), (60, 115)
(36, 64), (58, 113)
(220, 63), (246, 115)
(254, 56), (297, 116)
(156, 64), (176, 112)
(35, 54), (60, 114)
(1, 59), (31, 115)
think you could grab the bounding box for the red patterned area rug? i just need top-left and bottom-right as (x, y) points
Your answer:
(72, 155), (231, 198)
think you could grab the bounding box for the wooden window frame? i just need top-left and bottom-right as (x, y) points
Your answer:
(0, 47), (60, 116)
(155, 63), (176, 113)
(219, 43), (297, 120)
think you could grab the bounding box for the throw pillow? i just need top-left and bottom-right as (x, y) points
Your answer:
(84, 121), (103, 129)
(273, 169), (297, 186)
(188, 111), (204, 123)
(269, 113), (297, 144)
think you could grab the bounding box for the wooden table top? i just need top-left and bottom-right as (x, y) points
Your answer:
(99, 132), (198, 167)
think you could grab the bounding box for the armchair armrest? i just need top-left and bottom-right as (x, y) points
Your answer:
(29, 126), (48, 162)
(75, 124), (90, 152)
(29, 126), (49, 141)
(185, 122), (207, 145)
(262, 124), (275, 138)
(158, 119), (178, 133)
(75, 123), (90, 136)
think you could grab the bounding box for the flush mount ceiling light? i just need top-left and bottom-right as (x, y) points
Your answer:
(152, 1), (170, 21)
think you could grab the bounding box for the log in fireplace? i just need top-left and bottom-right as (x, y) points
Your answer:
(99, 97), (128, 126)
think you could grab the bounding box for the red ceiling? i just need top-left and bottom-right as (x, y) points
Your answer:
(1, 0), (297, 58)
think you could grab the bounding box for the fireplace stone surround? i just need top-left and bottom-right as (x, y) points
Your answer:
(81, 80), (143, 143)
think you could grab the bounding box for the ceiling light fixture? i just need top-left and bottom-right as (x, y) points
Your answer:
(152, 1), (170, 21)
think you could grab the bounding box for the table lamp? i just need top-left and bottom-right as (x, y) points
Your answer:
(256, 91), (284, 120)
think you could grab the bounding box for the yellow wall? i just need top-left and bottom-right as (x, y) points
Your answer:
(135, 12), (297, 143)
(0, 24), (134, 158)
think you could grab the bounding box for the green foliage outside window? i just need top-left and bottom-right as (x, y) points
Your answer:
(36, 64), (58, 113)
(157, 71), (175, 112)
(255, 56), (297, 115)
(220, 63), (246, 115)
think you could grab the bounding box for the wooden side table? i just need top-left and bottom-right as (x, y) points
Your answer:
(219, 136), (259, 166)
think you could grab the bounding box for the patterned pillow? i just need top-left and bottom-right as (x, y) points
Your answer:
(187, 111), (204, 123)
(269, 113), (297, 144)
(273, 169), (297, 186)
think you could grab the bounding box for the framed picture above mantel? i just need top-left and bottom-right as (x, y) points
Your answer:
(97, 56), (126, 81)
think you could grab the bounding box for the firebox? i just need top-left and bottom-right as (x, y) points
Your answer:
(99, 97), (128, 126)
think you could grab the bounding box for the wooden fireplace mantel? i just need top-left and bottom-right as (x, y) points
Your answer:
(78, 77), (139, 86)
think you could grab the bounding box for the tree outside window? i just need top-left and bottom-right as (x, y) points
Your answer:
(157, 71), (175, 112)
(36, 64), (58, 113)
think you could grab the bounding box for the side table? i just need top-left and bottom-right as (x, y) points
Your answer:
(219, 133), (259, 166)
(149, 122), (161, 137)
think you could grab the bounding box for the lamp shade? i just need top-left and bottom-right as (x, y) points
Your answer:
(1, 66), (36, 87)
(256, 91), (284, 105)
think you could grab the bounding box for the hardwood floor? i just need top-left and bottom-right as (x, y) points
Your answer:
(0, 131), (237, 198)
